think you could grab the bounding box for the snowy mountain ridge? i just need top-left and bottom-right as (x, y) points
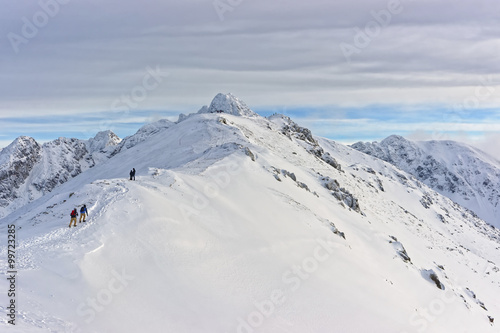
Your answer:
(0, 93), (259, 219)
(351, 135), (500, 227)
(1, 94), (500, 332)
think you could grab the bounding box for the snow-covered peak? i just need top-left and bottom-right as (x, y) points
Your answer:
(177, 113), (189, 123)
(86, 130), (121, 153)
(351, 135), (500, 226)
(118, 119), (174, 151)
(12, 135), (37, 146)
(201, 93), (257, 117)
(136, 119), (174, 136)
(380, 134), (407, 145)
(196, 105), (209, 115)
(267, 113), (294, 128)
(0, 136), (42, 211)
(0, 136), (40, 166)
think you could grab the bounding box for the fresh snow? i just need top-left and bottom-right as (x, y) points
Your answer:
(1, 94), (500, 332)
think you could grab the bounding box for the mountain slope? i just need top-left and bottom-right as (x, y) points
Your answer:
(1, 96), (500, 332)
(351, 135), (500, 227)
(0, 136), (42, 210)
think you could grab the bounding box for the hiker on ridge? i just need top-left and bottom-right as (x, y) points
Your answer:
(79, 204), (88, 223)
(69, 208), (78, 228)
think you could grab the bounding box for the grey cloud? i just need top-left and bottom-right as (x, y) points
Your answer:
(0, 0), (499, 118)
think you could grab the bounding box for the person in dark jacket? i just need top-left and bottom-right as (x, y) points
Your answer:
(132, 168), (136, 180)
(129, 169), (133, 180)
(79, 204), (88, 223)
(69, 208), (78, 228)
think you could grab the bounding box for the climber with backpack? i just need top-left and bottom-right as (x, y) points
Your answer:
(79, 204), (88, 223)
(69, 208), (78, 228)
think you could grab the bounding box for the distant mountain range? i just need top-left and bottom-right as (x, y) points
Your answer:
(351, 135), (500, 227)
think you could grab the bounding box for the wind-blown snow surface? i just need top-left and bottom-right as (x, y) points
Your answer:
(1, 97), (500, 332)
(351, 136), (500, 227)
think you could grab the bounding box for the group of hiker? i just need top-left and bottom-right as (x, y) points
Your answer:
(68, 167), (137, 227)
(69, 205), (88, 228)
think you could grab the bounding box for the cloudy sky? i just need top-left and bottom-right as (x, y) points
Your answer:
(1, 0), (499, 157)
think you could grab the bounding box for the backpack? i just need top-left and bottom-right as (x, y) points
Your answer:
(70, 209), (76, 217)
(80, 207), (85, 213)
